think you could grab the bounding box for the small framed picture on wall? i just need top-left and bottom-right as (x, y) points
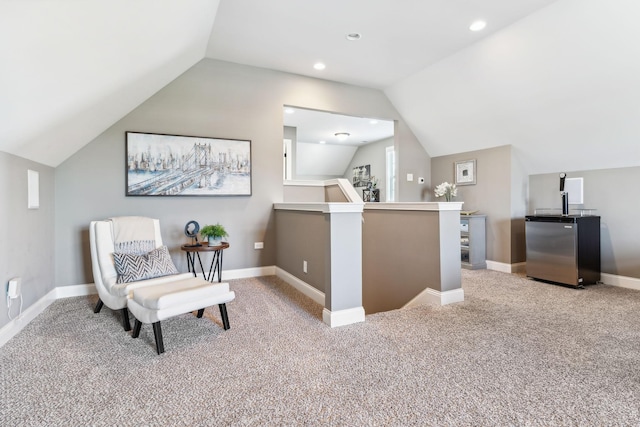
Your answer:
(455, 159), (476, 185)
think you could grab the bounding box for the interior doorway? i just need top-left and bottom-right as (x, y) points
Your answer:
(283, 139), (292, 180)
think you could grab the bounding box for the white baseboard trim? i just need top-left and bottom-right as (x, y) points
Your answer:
(322, 307), (365, 328)
(404, 287), (465, 309)
(486, 262), (640, 291)
(55, 284), (97, 298)
(0, 289), (57, 348)
(274, 267), (325, 306)
(600, 273), (640, 291)
(486, 260), (526, 274)
(223, 266), (276, 281)
(0, 266), (280, 349)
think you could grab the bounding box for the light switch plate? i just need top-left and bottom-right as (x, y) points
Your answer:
(407, 173), (414, 182)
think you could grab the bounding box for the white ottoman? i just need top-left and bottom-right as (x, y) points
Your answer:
(128, 277), (235, 354)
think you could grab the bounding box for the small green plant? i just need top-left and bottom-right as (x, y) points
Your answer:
(200, 223), (228, 239)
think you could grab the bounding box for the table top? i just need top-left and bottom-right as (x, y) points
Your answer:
(180, 242), (230, 252)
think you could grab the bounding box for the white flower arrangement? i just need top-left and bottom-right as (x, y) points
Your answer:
(434, 182), (457, 202)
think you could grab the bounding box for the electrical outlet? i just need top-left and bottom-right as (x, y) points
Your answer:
(254, 242), (264, 249)
(7, 278), (21, 299)
(303, 260), (308, 274)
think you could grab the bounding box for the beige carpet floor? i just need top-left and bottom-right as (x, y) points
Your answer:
(1, 270), (640, 426)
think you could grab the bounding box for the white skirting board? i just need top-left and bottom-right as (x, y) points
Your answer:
(487, 262), (640, 290)
(274, 267), (325, 306)
(3, 266), (639, 348)
(323, 307), (365, 328)
(403, 287), (465, 309)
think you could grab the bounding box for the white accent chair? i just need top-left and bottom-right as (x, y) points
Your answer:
(90, 218), (193, 331)
(89, 218), (235, 354)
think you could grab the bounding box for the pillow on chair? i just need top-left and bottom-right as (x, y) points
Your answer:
(114, 246), (179, 284)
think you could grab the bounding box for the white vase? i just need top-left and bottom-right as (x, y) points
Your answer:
(208, 236), (223, 246)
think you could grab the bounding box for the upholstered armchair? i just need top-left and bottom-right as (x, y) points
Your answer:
(89, 217), (194, 331)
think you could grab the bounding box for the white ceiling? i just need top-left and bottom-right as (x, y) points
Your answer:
(3, 0), (638, 175)
(207, 0), (559, 89)
(283, 107), (394, 146)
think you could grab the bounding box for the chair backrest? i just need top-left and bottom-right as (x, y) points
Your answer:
(89, 217), (162, 309)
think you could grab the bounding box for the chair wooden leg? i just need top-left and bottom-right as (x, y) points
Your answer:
(196, 308), (205, 318)
(132, 319), (142, 338)
(152, 322), (164, 354)
(93, 299), (104, 313)
(121, 308), (132, 331)
(219, 303), (230, 330)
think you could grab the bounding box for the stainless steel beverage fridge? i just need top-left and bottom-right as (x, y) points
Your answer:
(525, 215), (600, 288)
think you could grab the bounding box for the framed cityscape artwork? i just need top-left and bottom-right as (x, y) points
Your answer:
(126, 131), (251, 196)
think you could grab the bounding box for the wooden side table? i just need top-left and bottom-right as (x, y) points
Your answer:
(180, 242), (229, 282)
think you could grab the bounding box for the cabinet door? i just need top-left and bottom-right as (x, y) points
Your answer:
(526, 221), (577, 285)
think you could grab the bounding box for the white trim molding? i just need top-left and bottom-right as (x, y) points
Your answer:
(600, 273), (640, 291)
(0, 289), (57, 348)
(275, 267), (325, 305)
(322, 307), (365, 328)
(486, 261), (526, 274)
(404, 287), (465, 308)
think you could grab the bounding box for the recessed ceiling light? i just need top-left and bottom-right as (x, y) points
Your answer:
(284, 107), (295, 114)
(335, 132), (350, 141)
(469, 20), (487, 32)
(314, 62), (326, 70)
(346, 33), (362, 41)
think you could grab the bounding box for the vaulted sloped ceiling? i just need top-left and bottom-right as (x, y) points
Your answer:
(385, 0), (640, 174)
(0, 0), (220, 167)
(3, 0), (638, 174)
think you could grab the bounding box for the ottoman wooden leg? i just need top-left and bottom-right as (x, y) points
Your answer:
(196, 308), (205, 318)
(153, 321), (165, 354)
(121, 308), (132, 331)
(94, 299), (104, 313)
(219, 303), (230, 330)
(132, 319), (142, 338)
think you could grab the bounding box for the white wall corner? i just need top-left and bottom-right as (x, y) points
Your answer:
(322, 306), (365, 328)
(404, 287), (464, 308)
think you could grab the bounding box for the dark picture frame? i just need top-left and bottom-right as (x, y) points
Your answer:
(126, 131), (251, 196)
(455, 159), (476, 186)
(352, 164), (371, 188)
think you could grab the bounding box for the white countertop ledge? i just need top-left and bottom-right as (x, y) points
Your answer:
(364, 202), (463, 211)
(273, 202), (365, 214)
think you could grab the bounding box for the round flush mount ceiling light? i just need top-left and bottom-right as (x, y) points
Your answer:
(319, 140), (326, 144)
(314, 62), (326, 70)
(469, 20), (487, 32)
(284, 107), (295, 114)
(335, 132), (350, 141)
(346, 33), (362, 41)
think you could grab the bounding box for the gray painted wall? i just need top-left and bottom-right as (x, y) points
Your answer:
(529, 166), (640, 278)
(0, 152), (55, 329)
(344, 137), (393, 201)
(275, 210), (326, 293)
(54, 59), (423, 286)
(431, 145), (516, 264)
(362, 208), (462, 313)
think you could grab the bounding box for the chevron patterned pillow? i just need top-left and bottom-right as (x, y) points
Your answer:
(114, 245), (179, 284)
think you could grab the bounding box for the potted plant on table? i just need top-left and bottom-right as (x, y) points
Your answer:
(200, 223), (228, 247)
